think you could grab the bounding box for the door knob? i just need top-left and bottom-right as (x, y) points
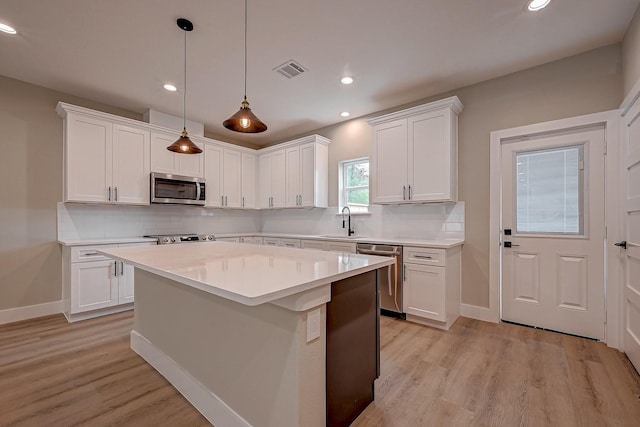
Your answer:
(614, 241), (627, 249)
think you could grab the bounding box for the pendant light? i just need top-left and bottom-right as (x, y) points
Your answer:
(223, 0), (267, 133)
(167, 18), (202, 154)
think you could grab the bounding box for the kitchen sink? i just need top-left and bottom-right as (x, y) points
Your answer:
(319, 234), (362, 240)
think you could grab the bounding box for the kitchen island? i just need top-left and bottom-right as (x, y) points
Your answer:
(100, 242), (394, 427)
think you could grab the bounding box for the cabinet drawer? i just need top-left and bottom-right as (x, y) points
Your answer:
(71, 245), (118, 263)
(280, 238), (301, 248)
(404, 246), (446, 266)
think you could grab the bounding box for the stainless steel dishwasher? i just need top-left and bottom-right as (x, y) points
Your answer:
(356, 243), (403, 317)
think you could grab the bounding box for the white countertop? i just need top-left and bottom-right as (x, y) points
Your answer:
(219, 233), (465, 248)
(58, 237), (158, 246)
(58, 234), (463, 248)
(99, 242), (394, 307)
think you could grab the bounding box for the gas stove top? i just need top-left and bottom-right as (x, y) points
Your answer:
(144, 233), (216, 245)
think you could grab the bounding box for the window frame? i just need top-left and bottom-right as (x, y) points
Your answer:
(338, 157), (370, 213)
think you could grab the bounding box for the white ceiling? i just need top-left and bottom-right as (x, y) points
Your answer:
(1, 0), (638, 146)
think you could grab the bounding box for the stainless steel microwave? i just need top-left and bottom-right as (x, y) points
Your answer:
(150, 172), (206, 206)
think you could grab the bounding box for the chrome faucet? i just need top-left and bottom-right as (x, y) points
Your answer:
(341, 206), (355, 236)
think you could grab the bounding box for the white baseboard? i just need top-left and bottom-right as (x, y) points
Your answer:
(64, 304), (133, 323)
(130, 330), (251, 427)
(0, 300), (63, 325)
(459, 303), (498, 323)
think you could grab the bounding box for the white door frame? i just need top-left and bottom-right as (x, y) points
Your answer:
(489, 110), (622, 348)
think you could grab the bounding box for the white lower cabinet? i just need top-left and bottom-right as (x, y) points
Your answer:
(240, 236), (263, 244)
(63, 242), (154, 322)
(402, 245), (461, 330)
(263, 237), (300, 248)
(216, 237), (240, 243)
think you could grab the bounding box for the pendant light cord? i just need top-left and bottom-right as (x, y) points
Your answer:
(183, 26), (187, 130)
(244, 0), (247, 99)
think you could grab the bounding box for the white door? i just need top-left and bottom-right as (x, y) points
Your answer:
(403, 263), (446, 321)
(621, 97), (640, 371)
(112, 124), (150, 204)
(204, 144), (223, 207)
(408, 110), (452, 202)
(299, 143), (316, 207)
(150, 131), (179, 175)
(71, 260), (118, 313)
(259, 154), (272, 208)
(286, 146), (301, 207)
(241, 153), (256, 209)
(65, 115), (112, 203)
(371, 119), (408, 203)
(223, 149), (242, 208)
(271, 150), (287, 208)
(501, 128), (606, 339)
(179, 141), (205, 178)
(118, 262), (135, 304)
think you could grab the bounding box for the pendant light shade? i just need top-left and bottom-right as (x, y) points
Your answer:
(223, 97), (267, 133)
(223, 0), (267, 133)
(167, 18), (202, 154)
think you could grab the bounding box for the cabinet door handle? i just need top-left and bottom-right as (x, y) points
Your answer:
(408, 185), (411, 200)
(108, 186), (112, 201)
(242, 197), (245, 207)
(221, 195), (224, 206)
(414, 255), (433, 259)
(84, 251), (98, 256)
(120, 261), (124, 276)
(114, 261), (118, 277)
(403, 264), (406, 281)
(402, 185), (406, 200)
(115, 187), (119, 201)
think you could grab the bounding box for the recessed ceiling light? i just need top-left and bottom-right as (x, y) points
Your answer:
(527, 0), (550, 11)
(163, 84), (177, 92)
(340, 111), (350, 117)
(341, 76), (354, 85)
(0, 23), (17, 35)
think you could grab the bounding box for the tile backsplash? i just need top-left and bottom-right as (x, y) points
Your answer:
(57, 203), (262, 241)
(57, 202), (464, 241)
(261, 202), (464, 240)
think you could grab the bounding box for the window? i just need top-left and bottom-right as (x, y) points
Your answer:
(516, 145), (584, 234)
(339, 158), (369, 213)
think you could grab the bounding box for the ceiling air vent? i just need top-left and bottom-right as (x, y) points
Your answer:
(274, 60), (307, 79)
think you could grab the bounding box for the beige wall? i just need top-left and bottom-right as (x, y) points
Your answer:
(277, 45), (623, 307)
(0, 75), (141, 311)
(623, 4), (640, 97)
(0, 43), (625, 312)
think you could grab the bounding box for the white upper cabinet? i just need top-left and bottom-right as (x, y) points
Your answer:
(368, 96), (463, 204)
(59, 105), (150, 205)
(223, 149), (242, 208)
(204, 144), (223, 207)
(241, 153), (257, 209)
(286, 146), (301, 207)
(260, 135), (329, 209)
(57, 103), (328, 210)
(204, 144), (247, 209)
(150, 130), (204, 178)
(112, 124), (151, 204)
(259, 149), (287, 209)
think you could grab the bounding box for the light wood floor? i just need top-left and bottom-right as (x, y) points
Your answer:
(1, 313), (639, 427)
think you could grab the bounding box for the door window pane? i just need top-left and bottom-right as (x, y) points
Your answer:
(516, 146), (583, 234)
